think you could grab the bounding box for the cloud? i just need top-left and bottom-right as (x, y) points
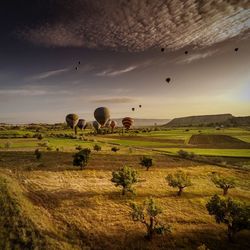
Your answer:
(176, 50), (218, 64)
(28, 67), (70, 81)
(19, 0), (250, 52)
(91, 97), (136, 104)
(96, 66), (137, 77)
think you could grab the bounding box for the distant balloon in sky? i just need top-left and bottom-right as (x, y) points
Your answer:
(132, 108), (135, 111)
(93, 121), (101, 131)
(166, 78), (171, 83)
(78, 61), (81, 65)
(234, 48), (239, 52)
(122, 117), (133, 130)
(94, 107), (110, 126)
(77, 119), (87, 130)
(75, 67), (78, 70)
(139, 105), (142, 108)
(185, 51), (188, 54)
(161, 48), (165, 52)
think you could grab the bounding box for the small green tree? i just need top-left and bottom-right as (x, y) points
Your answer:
(34, 149), (42, 160)
(37, 134), (43, 140)
(93, 144), (101, 152)
(130, 198), (170, 240)
(206, 195), (250, 241)
(73, 148), (91, 170)
(140, 156), (153, 171)
(111, 146), (120, 153)
(111, 166), (137, 195)
(166, 170), (192, 196)
(211, 174), (236, 196)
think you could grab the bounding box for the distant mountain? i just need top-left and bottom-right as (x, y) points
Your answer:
(163, 113), (250, 127)
(113, 118), (170, 127)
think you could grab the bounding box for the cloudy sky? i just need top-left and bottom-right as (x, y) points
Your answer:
(0, 0), (250, 123)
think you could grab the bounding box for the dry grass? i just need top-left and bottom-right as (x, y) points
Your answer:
(0, 151), (249, 249)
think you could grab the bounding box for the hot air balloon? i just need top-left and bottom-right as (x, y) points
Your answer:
(139, 105), (142, 108)
(66, 114), (79, 135)
(110, 120), (117, 132)
(166, 78), (171, 83)
(132, 108), (135, 111)
(75, 67), (78, 70)
(122, 117), (133, 130)
(105, 119), (111, 128)
(161, 48), (165, 52)
(77, 119), (87, 130)
(185, 51), (188, 54)
(94, 107), (110, 127)
(78, 61), (81, 65)
(234, 48), (239, 52)
(93, 121), (101, 132)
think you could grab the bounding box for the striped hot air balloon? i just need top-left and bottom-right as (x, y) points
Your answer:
(77, 119), (87, 130)
(122, 117), (133, 130)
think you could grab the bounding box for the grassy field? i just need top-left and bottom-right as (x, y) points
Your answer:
(0, 126), (250, 249)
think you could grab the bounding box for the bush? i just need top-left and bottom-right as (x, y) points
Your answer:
(130, 198), (170, 240)
(111, 146), (120, 153)
(93, 144), (102, 152)
(46, 146), (53, 151)
(211, 174), (236, 195)
(140, 156), (153, 171)
(73, 148), (91, 170)
(34, 149), (42, 160)
(178, 150), (189, 159)
(166, 170), (192, 196)
(206, 195), (250, 241)
(75, 145), (83, 151)
(37, 134), (43, 140)
(111, 166), (138, 195)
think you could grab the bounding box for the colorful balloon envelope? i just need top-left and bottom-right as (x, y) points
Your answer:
(77, 119), (87, 130)
(105, 119), (111, 128)
(110, 120), (117, 129)
(122, 117), (133, 130)
(65, 114), (79, 129)
(94, 107), (110, 126)
(92, 121), (101, 131)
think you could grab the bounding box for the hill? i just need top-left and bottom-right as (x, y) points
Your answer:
(164, 114), (250, 127)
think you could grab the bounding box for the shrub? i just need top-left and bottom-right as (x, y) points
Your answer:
(211, 174), (236, 196)
(34, 149), (42, 160)
(130, 198), (170, 240)
(73, 148), (91, 170)
(93, 144), (102, 152)
(111, 166), (138, 195)
(75, 145), (83, 151)
(140, 156), (153, 171)
(111, 146), (120, 153)
(46, 146), (53, 151)
(178, 150), (189, 159)
(37, 134), (43, 140)
(166, 170), (192, 196)
(4, 141), (11, 149)
(206, 195), (250, 241)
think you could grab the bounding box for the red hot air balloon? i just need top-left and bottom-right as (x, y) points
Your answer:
(110, 120), (117, 132)
(122, 117), (133, 130)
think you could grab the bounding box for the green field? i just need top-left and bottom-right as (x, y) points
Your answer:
(0, 126), (250, 249)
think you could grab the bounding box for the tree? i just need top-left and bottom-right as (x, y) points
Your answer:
(111, 146), (120, 153)
(111, 166), (137, 195)
(37, 134), (43, 140)
(93, 144), (101, 152)
(166, 170), (192, 196)
(34, 149), (42, 160)
(140, 156), (153, 171)
(73, 148), (91, 170)
(211, 174), (236, 195)
(130, 198), (170, 240)
(206, 195), (250, 241)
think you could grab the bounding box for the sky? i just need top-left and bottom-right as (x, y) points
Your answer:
(0, 0), (250, 124)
